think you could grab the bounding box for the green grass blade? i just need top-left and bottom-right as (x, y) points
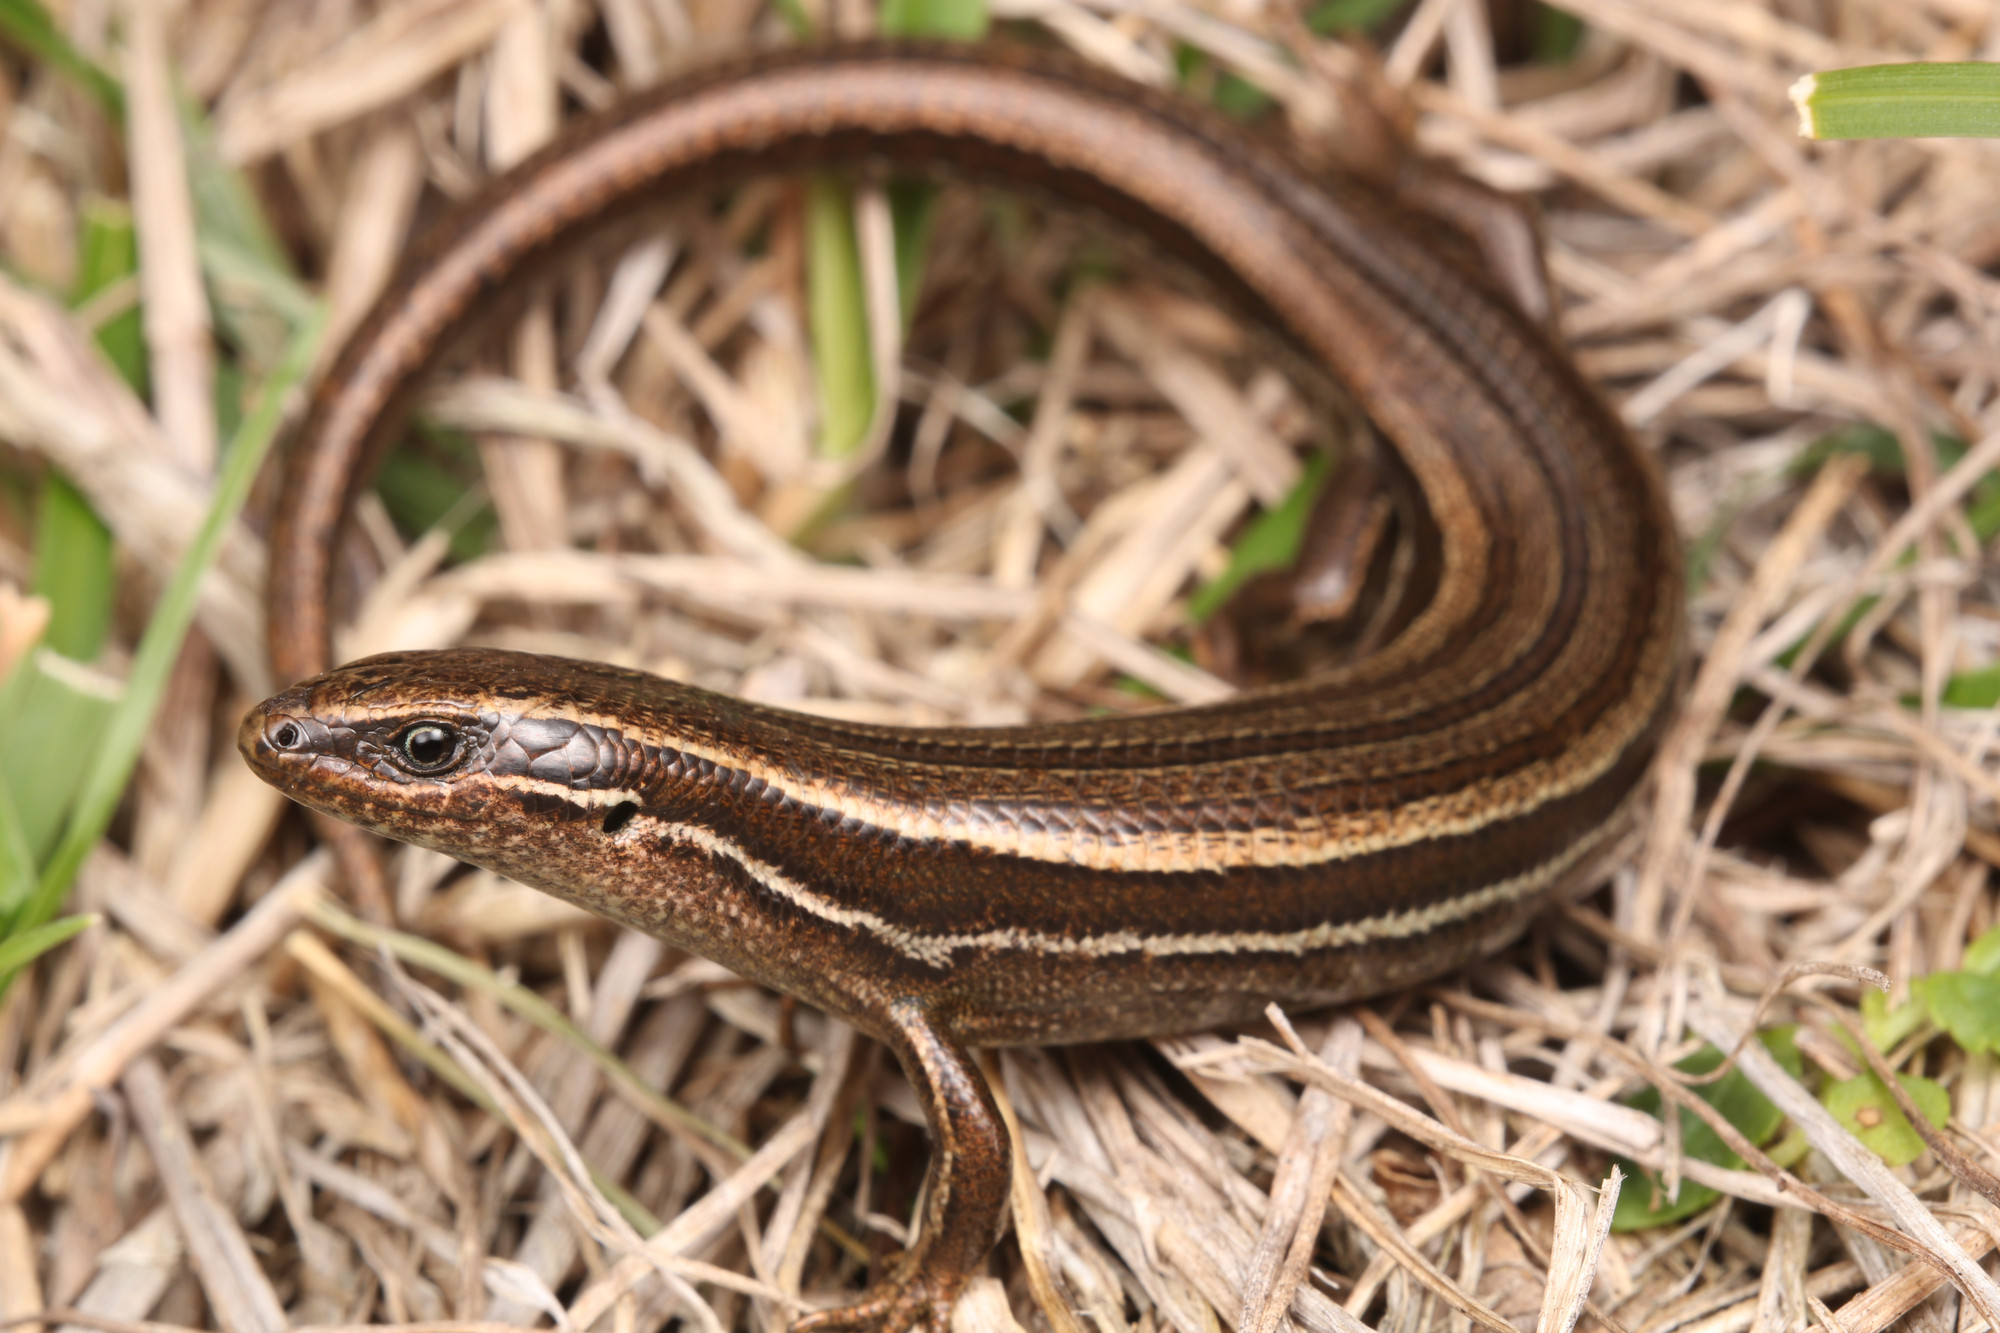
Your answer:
(875, 0), (979, 324)
(176, 87), (311, 375)
(7, 308), (323, 971)
(34, 197), (141, 666)
(0, 773), (37, 919)
(807, 178), (874, 462)
(888, 181), (941, 329)
(804, 0), (983, 466)
(74, 196), (147, 392)
(881, 0), (987, 39)
(0, 0), (121, 114)
(1305, 0), (1408, 34)
(1940, 663), (2000, 709)
(1793, 63), (2000, 140)
(376, 430), (496, 563)
(1187, 452), (1331, 623)
(769, 0), (813, 38)
(0, 913), (96, 978)
(0, 650), (119, 873)
(30, 476), (114, 662)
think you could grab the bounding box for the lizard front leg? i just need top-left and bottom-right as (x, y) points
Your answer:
(795, 998), (1010, 1333)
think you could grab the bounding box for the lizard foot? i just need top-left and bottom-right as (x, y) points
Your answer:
(791, 1261), (963, 1333)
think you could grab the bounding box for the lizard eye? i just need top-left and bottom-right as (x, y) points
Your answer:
(395, 722), (462, 774)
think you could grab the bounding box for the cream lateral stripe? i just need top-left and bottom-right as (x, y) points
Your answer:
(628, 805), (1627, 969)
(475, 772), (646, 810)
(445, 655), (1669, 873)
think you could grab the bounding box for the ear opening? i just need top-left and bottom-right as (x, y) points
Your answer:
(602, 801), (639, 834)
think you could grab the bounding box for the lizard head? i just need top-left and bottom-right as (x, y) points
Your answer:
(240, 647), (665, 848)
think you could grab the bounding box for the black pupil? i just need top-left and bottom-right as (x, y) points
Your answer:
(273, 722), (299, 748)
(404, 725), (454, 767)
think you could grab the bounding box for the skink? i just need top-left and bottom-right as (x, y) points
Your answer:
(239, 42), (1682, 1333)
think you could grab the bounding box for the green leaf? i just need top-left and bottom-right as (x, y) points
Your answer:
(868, 0), (976, 355)
(1615, 1172), (1715, 1230)
(179, 95), (310, 373)
(1612, 1031), (1802, 1231)
(35, 199), (140, 668)
(880, 0), (987, 39)
(377, 435), (496, 564)
(1793, 63), (2000, 142)
(1801, 419), (2000, 555)
(0, 911), (94, 975)
(0, 0), (122, 114)
(1774, 596), (1873, 671)
(807, 178), (874, 462)
(1962, 922), (2000, 976)
(888, 181), (941, 329)
(30, 476), (114, 663)
(1113, 675), (1169, 704)
(1532, 4), (1584, 63)
(1798, 423), (1996, 488)
(0, 649), (119, 876)
(198, 235), (316, 373)
(1941, 664), (2000, 710)
(1969, 483), (2000, 543)
(1860, 986), (1929, 1053)
(1213, 71), (1275, 120)
(1171, 46), (1276, 120)
(1765, 1125), (1810, 1170)
(0, 913), (95, 979)
(3, 308), (323, 991)
(769, 0), (811, 35)
(0, 770), (38, 922)
(181, 103), (290, 277)
(73, 197), (146, 393)
(1187, 452), (1331, 624)
(1912, 970), (2000, 1055)
(1305, 0), (1408, 35)
(1822, 1071), (1948, 1167)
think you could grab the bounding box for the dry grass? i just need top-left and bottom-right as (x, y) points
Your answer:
(1, 2), (1998, 1333)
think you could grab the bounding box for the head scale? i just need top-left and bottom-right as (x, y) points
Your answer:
(239, 648), (664, 845)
